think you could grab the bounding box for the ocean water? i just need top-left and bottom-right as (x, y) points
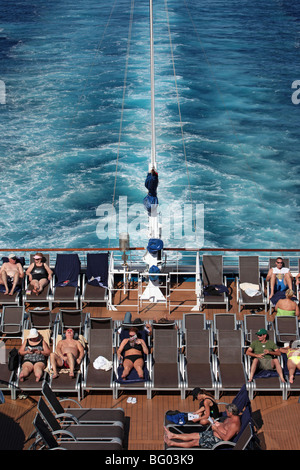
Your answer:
(0, 0), (300, 250)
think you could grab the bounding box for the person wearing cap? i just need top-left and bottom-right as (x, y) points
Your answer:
(191, 387), (219, 425)
(0, 253), (24, 295)
(18, 328), (50, 382)
(26, 252), (53, 295)
(280, 340), (300, 383)
(246, 328), (285, 383)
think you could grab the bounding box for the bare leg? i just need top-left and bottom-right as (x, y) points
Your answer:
(269, 274), (276, 298)
(33, 362), (46, 382)
(133, 357), (144, 379)
(121, 358), (134, 379)
(163, 426), (199, 448)
(1, 271), (9, 294)
(30, 280), (39, 294)
(37, 278), (49, 294)
(50, 352), (63, 378)
(65, 352), (76, 377)
(248, 358), (259, 382)
(272, 358), (285, 383)
(10, 272), (20, 295)
(19, 362), (34, 381)
(284, 273), (293, 291)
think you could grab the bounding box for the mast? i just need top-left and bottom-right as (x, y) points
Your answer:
(150, 0), (156, 172)
(140, 0), (165, 304)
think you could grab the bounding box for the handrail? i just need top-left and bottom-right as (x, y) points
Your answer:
(0, 247), (299, 252)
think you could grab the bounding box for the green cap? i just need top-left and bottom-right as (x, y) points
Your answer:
(256, 328), (267, 336)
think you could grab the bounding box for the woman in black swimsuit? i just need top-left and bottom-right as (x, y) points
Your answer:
(191, 388), (220, 425)
(117, 327), (149, 380)
(26, 252), (53, 295)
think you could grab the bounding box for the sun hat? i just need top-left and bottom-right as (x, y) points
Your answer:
(28, 328), (39, 339)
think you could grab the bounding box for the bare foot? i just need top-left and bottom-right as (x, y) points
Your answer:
(289, 376), (294, 384)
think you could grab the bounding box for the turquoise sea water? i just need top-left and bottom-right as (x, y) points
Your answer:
(0, 0), (299, 249)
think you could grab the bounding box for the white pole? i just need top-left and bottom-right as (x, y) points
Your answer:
(150, 0), (156, 171)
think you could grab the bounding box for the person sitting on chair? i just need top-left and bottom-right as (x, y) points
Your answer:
(18, 328), (50, 382)
(117, 327), (148, 380)
(191, 387), (220, 425)
(266, 257), (293, 299)
(246, 328), (285, 383)
(50, 328), (84, 378)
(164, 403), (240, 449)
(0, 253), (24, 296)
(280, 340), (300, 384)
(26, 252), (53, 295)
(275, 289), (299, 317)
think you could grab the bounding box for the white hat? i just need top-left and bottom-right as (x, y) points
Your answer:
(8, 253), (17, 259)
(28, 328), (39, 339)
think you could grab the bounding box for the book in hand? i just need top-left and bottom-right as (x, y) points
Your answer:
(187, 413), (199, 421)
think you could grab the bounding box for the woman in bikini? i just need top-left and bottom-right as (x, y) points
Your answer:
(26, 252), (53, 295)
(117, 327), (148, 380)
(280, 340), (300, 384)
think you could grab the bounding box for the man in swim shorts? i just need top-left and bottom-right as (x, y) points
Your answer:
(164, 404), (240, 449)
(0, 253), (24, 295)
(266, 257), (293, 299)
(50, 328), (84, 378)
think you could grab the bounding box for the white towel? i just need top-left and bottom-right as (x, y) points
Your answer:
(93, 355), (112, 371)
(240, 282), (261, 297)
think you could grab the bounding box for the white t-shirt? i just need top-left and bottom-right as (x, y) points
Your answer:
(272, 267), (289, 274)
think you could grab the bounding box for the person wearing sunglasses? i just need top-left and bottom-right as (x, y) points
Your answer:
(26, 252), (53, 295)
(265, 257), (293, 299)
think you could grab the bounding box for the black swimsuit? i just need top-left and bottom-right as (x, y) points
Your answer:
(123, 340), (144, 363)
(31, 263), (48, 281)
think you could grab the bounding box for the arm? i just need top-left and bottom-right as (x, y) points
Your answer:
(17, 263), (24, 278)
(44, 263), (53, 280)
(265, 268), (273, 282)
(40, 340), (51, 356)
(26, 263), (34, 281)
(117, 339), (128, 360)
(212, 420), (240, 441)
(136, 338), (149, 355)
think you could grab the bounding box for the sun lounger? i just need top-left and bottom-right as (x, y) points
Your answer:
(37, 396), (124, 441)
(33, 408), (123, 450)
(52, 254), (81, 309)
(80, 253), (109, 309)
(148, 329), (182, 399)
(42, 382), (125, 425)
(82, 327), (114, 397)
(181, 328), (217, 399)
(237, 256), (267, 313)
(23, 254), (52, 308)
(0, 256), (25, 306)
(0, 305), (25, 339)
(214, 329), (248, 399)
(200, 255), (229, 311)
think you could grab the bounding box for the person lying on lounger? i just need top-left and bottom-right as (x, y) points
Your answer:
(164, 403), (240, 449)
(50, 328), (84, 378)
(0, 253), (24, 295)
(117, 327), (148, 380)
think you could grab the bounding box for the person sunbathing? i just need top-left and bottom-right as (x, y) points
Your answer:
(0, 253), (24, 295)
(117, 327), (148, 380)
(50, 328), (84, 378)
(164, 403), (240, 449)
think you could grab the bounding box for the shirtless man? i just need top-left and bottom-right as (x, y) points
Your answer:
(50, 328), (84, 378)
(266, 257), (293, 299)
(164, 403), (241, 449)
(0, 253), (24, 295)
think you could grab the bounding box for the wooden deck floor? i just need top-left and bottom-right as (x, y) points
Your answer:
(0, 279), (299, 451)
